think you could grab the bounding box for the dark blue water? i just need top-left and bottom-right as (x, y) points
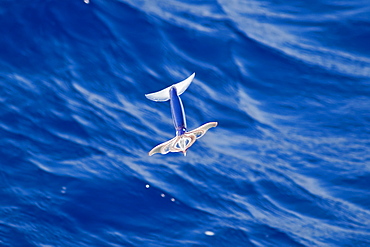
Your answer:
(1, 0), (370, 246)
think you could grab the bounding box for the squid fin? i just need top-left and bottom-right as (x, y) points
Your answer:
(145, 73), (195, 102)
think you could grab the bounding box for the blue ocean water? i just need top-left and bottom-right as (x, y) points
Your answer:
(1, 0), (370, 246)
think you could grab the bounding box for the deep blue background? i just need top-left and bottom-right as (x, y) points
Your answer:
(1, 0), (370, 246)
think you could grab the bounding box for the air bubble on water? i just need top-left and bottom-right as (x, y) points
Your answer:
(171, 198), (175, 202)
(145, 184), (150, 189)
(204, 231), (215, 236)
(84, 0), (89, 4)
(161, 193), (165, 197)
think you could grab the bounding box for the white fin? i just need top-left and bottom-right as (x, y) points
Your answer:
(145, 73), (195, 102)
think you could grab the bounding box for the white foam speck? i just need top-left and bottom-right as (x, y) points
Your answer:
(61, 187), (67, 194)
(205, 231), (215, 236)
(145, 184), (150, 189)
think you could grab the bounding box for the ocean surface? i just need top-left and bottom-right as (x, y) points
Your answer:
(1, 0), (370, 246)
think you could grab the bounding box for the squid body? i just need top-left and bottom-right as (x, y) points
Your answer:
(145, 73), (217, 156)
